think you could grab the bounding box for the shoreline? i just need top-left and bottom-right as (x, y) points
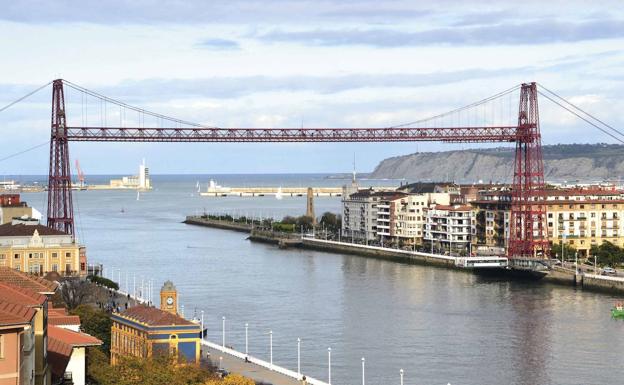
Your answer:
(183, 216), (624, 296)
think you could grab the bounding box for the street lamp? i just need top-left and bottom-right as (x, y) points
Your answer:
(297, 338), (301, 376)
(222, 316), (226, 350)
(245, 323), (249, 355)
(200, 311), (204, 340)
(400, 368), (404, 385)
(219, 356), (223, 370)
(269, 330), (273, 369)
(327, 348), (331, 385)
(361, 357), (365, 385)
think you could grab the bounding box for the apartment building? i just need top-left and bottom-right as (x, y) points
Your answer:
(424, 204), (475, 255)
(0, 221), (86, 277)
(377, 192), (453, 246)
(471, 190), (511, 249)
(0, 195), (35, 225)
(0, 300), (36, 385)
(546, 188), (624, 257)
(342, 189), (389, 242)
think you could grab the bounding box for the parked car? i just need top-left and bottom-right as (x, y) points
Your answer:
(602, 267), (617, 276)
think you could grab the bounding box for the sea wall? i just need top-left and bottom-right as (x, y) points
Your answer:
(582, 274), (624, 294)
(183, 216), (252, 233)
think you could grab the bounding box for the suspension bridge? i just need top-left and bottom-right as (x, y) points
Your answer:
(2, 79), (622, 269)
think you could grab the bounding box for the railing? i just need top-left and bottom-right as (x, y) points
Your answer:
(200, 339), (329, 385)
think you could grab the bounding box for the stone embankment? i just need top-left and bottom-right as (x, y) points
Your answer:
(184, 216), (624, 294)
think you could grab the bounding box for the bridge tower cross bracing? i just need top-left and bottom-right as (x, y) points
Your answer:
(47, 79), (75, 236)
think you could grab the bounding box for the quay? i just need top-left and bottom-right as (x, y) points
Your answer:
(183, 215), (624, 294)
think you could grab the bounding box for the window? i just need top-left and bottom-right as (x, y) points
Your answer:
(14, 253), (19, 259)
(0, 254), (5, 260)
(65, 252), (71, 258)
(52, 264), (58, 272)
(52, 252), (58, 258)
(29, 253), (33, 259)
(0, 334), (3, 359)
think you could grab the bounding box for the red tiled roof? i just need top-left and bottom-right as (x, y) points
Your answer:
(432, 204), (473, 211)
(0, 267), (58, 294)
(47, 324), (102, 378)
(117, 305), (196, 327)
(49, 315), (81, 327)
(0, 223), (68, 237)
(0, 282), (47, 306)
(48, 324), (102, 347)
(0, 300), (36, 327)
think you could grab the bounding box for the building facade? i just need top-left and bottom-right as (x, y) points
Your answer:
(0, 300), (36, 385)
(545, 188), (624, 257)
(110, 281), (200, 366)
(424, 204), (476, 255)
(0, 223), (86, 277)
(0, 195), (34, 226)
(342, 190), (384, 242)
(471, 190), (511, 250)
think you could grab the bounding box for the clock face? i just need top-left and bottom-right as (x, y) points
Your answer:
(166, 296), (174, 305)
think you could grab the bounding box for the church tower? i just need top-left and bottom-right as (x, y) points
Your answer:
(160, 280), (178, 315)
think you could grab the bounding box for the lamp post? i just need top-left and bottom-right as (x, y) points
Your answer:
(245, 323), (249, 355)
(269, 330), (273, 369)
(222, 316), (226, 350)
(200, 311), (204, 340)
(595, 254), (598, 274)
(327, 348), (331, 385)
(400, 368), (404, 385)
(361, 357), (365, 385)
(297, 338), (301, 377)
(219, 356), (222, 370)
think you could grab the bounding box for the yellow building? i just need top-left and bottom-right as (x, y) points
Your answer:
(110, 281), (200, 365)
(546, 188), (624, 257)
(0, 221), (86, 277)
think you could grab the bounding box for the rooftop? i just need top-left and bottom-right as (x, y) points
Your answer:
(48, 325), (102, 378)
(0, 266), (58, 294)
(0, 282), (47, 306)
(0, 300), (36, 327)
(116, 305), (196, 327)
(0, 222), (68, 237)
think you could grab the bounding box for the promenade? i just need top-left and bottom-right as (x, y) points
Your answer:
(201, 340), (327, 385)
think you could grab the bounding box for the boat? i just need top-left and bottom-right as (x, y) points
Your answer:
(276, 186), (283, 200)
(136, 190), (140, 201)
(612, 302), (624, 318)
(196, 181), (200, 193)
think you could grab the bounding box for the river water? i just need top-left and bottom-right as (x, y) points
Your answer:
(20, 174), (624, 385)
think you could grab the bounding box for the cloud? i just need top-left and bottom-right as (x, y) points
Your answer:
(258, 18), (624, 47)
(197, 38), (241, 50)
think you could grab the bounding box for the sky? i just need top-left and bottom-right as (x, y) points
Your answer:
(0, 0), (623, 175)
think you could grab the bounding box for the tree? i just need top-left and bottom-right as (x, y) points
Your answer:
(319, 212), (341, 233)
(60, 278), (94, 309)
(71, 305), (113, 353)
(295, 215), (314, 231)
(590, 241), (624, 267)
(550, 242), (577, 261)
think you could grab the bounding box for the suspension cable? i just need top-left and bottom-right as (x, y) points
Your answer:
(537, 91), (624, 144)
(0, 81), (53, 114)
(0, 141), (50, 163)
(537, 82), (624, 140)
(391, 84), (521, 128)
(62, 80), (217, 129)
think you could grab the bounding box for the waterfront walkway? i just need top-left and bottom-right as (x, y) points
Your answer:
(201, 340), (324, 385)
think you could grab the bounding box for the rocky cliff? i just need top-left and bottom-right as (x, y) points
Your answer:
(370, 144), (624, 182)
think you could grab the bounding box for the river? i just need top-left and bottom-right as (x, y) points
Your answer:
(21, 174), (624, 385)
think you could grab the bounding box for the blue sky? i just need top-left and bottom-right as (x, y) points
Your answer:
(0, 0), (623, 175)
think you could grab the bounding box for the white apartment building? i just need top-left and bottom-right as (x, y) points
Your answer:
(424, 204), (475, 254)
(342, 189), (386, 242)
(377, 192), (453, 246)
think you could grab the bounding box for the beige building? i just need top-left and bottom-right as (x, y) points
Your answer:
(0, 222), (86, 277)
(0, 300), (36, 385)
(546, 188), (624, 257)
(0, 195), (35, 226)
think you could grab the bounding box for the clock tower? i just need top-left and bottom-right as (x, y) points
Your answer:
(160, 280), (178, 315)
